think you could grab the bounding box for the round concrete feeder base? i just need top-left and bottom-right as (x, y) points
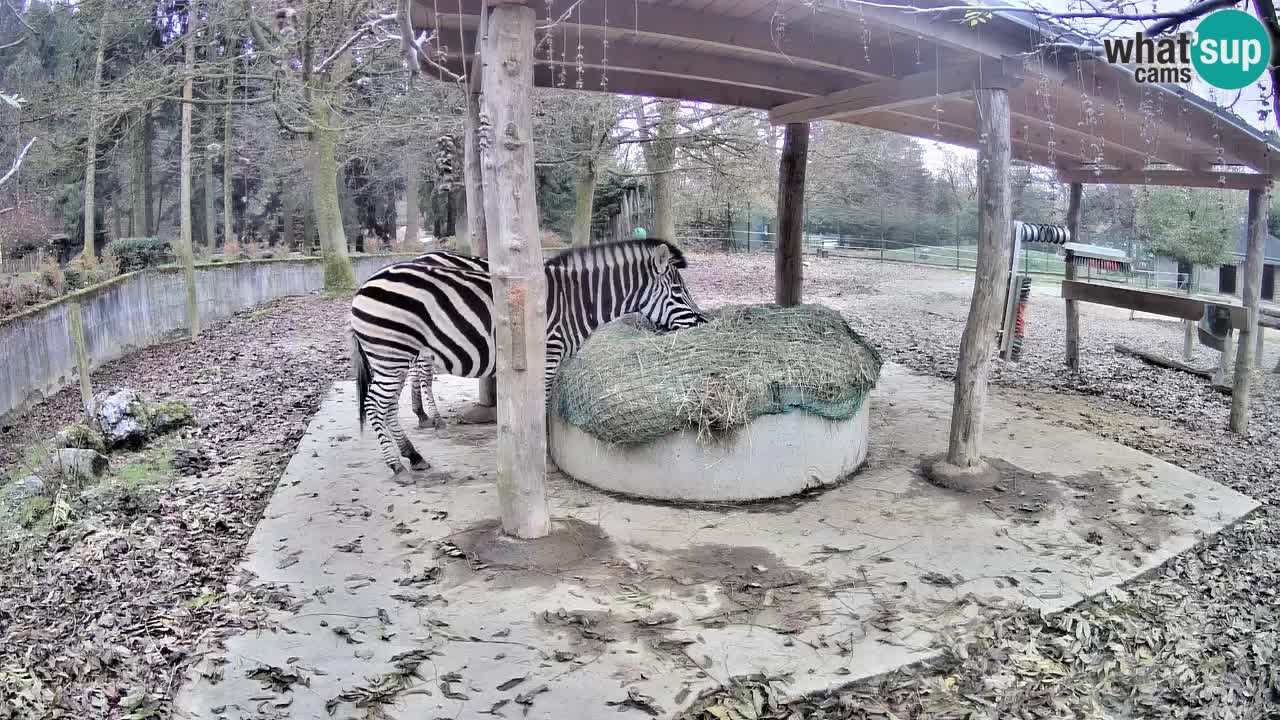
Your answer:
(549, 406), (871, 503)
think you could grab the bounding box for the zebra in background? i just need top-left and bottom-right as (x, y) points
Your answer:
(404, 250), (489, 429)
(350, 238), (707, 475)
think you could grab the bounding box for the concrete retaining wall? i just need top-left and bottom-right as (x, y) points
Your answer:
(0, 255), (410, 421)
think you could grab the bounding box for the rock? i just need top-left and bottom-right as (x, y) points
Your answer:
(94, 389), (151, 449)
(51, 448), (110, 482)
(54, 423), (108, 453)
(3, 475), (45, 504)
(150, 400), (196, 435)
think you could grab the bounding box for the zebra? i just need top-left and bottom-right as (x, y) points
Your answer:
(350, 238), (707, 475)
(404, 250), (489, 429)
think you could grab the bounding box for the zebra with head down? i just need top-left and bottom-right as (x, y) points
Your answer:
(349, 238), (707, 475)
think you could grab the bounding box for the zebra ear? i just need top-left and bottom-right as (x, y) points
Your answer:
(652, 242), (673, 269)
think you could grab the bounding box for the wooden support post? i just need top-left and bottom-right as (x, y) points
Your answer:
(480, 3), (550, 539)
(1230, 187), (1268, 432)
(775, 122), (809, 306)
(463, 54), (498, 420)
(930, 88), (1011, 491)
(1063, 183), (1083, 372)
(67, 300), (94, 421)
(1216, 329), (1235, 385)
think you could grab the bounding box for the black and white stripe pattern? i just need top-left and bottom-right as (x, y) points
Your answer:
(350, 239), (706, 474)
(405, 251), (490, 429)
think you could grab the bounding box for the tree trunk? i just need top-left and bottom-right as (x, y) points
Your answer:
(570, 117), (598, 247)
(310, 75), (356, 290)
(775, 122), (808, 306)
(203, 128), (217, 255)
(404, 155), (420, 246)
(282, 188), (297, 250)
(935, 87), (1011, 488)
(223, 36), (236, 252)
(444, 190), (456, 237)
(464, 82), (496, 411)
(635, 99), (679, 242)
(178, 9), (200, 339)
(83, 28), (106, 260)
(129, 111), (149, 237)
(1230, 187), (1267, 432)
(144, 111), (155, 235)
(481, 3), (550, 539)
(572, 154), (597, 247)
(1064, 182), (1083, 371)
(1183, 266), (1199, 361)
(651, 100), (678, 241)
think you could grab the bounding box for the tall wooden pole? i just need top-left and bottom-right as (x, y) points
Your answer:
(930, 88), (1011, 491)
(480, 3), (550, 539)
(1230, 186), (1268, 432)
(1063, 182), (1083, 371)
(178, 7), (200, 339)
(462, 8), (497, 420)
(775, 122), (809, 306)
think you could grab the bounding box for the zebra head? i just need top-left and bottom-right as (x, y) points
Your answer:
(640, 241), (707, 331)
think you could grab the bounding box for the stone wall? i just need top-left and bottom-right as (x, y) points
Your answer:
(0, 255), (410, 421)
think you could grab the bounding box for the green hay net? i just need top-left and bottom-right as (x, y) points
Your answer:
(555, 303), (883, 445)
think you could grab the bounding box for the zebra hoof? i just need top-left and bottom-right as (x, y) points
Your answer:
(416, 416), (433, 429)
(390, 463), (407, 477)
(409, 454), (431, 471)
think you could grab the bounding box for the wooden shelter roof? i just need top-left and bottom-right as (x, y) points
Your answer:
(414, 0), (1280, 187)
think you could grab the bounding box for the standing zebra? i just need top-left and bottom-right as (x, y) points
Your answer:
(404, 250), (489, 429)
(350, 238), (706, 475)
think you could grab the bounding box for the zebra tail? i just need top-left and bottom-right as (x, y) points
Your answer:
(352, 334), (371, 432)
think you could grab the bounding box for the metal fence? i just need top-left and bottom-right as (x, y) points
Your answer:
(677, 228), (1204, 293)
(0, 248), (48, 279)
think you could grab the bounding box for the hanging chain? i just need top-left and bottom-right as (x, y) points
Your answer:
(544, 0), (554, 71)
(559, 22), (568, 88)
(600, 0), (609, 92)
(931, 44), (942, 138)
(1038, 50), (1056, 167)
(575, 3), (584, 90)
(860, 4), (870, 63)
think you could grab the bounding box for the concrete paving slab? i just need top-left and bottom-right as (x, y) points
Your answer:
(172, 363), (1257, 719)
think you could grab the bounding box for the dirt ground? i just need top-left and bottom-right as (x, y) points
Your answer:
(1, 251), (1277, 718)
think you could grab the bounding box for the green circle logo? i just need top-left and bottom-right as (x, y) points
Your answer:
(1191, 9), (1272, 90)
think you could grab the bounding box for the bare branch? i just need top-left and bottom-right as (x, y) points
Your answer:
(831, 0), (1243, 24)
(0, 136), (38, 188)
(3, 0), (36, 35)
(397, 0), (421, 73)
(1145, 0), (1241, 34)
(314, 13), (397, 74)
(1253, 0), (1280, 129)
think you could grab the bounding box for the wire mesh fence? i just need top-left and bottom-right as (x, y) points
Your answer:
(675, 227), (1204, 294)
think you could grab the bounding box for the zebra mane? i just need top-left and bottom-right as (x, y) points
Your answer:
(545, 238), (687, 270)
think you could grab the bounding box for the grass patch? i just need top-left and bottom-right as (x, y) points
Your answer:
(4, 441), (50, 484)
(112, 442), (177, 492)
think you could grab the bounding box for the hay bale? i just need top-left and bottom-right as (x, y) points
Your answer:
(555, 304), (882, 445)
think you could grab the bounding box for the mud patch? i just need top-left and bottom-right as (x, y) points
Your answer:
(912, 456), (1185, 566)
(434, 425), (495, 448)
(445, 517), (616, 589)
(642, 544), (825, 636)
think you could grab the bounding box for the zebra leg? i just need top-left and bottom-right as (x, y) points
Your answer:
(410, 356), (429, 427)
(386, 394), (429, 471)
(422, 361), (446, 430)
(364, 366), (411, 475)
